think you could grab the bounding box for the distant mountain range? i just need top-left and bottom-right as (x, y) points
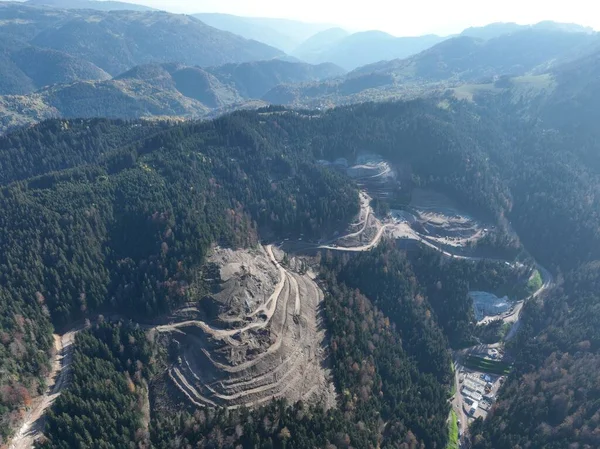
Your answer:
(265, 26), (600, 106)
(193, 14), (598, 72)
(0, 3), (285, 95)
(0, 2), (598, 136)
(461, 21), (595, 40)
(193, 13), (335, 53)
(292, 30), (447, 70)
(0, 59), (344, 133)
(351, 28), (599, 80)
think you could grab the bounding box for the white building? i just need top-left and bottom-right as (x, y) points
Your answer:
(469, 402), (479, 415)
(464, 378), (485, 395)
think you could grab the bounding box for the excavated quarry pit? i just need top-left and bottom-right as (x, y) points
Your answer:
(157, 245), (336, 410)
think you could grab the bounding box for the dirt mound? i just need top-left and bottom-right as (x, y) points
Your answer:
(158, 245), (336, 410)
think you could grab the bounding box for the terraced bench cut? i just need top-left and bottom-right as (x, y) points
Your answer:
(158, 245), (336, 410)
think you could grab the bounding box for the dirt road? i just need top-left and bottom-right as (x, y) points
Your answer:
(318, 192), (372, 245)
(9, 331), (78, 449)
(318, 223), (389, 252)
(156, 245), (286, 339)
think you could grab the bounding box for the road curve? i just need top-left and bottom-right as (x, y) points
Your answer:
(318, 223), (389, 252)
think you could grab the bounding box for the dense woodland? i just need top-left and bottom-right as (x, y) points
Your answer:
(471, 263), (600, 449)
(151, 269), (451, 449)
(39, 323), (154, 449)
(407, 249), (531, 347)
(0, 113), (358, 440)
(37, 244), (531, 449)
(37, 274), (453, 449)
(1, 81), (600, 447)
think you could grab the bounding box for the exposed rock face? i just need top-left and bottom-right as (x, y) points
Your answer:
(158, 245), (336, 410)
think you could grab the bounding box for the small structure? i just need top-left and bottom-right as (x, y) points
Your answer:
(483, 394), (496, 403)
(462, 386), (483, 402)
(469, 402), (479, 415)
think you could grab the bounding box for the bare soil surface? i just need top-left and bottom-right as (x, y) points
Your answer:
(160, 245), (336, 410)
(313, 184), (490, 257)
(9, 331), (78, 449)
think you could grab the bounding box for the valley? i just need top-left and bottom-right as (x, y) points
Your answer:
(0, 5), (598, 447)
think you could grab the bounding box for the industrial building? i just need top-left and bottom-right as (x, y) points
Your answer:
(463, 377), (485, 395)
(461, 386), (483, 402)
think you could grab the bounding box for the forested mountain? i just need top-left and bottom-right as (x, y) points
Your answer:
(0, 59), (343, 134)
(294, 30), (447, 70)
(471, 264), (600, 449)
(0, 111), (361, 441)
(193, 13), (334, 53)
(29, 10), (283, 75)
(265, 27), (600, 107)
(2, 30), (600, 446)
(461, 21), (594, 40)
(0, 3), (284, 96)
(291, 27), (350, 62)
(537, 49), (600, 136)
(0, 41), (110, 95)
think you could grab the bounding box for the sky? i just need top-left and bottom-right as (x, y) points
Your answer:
(110, 0), (600, 36)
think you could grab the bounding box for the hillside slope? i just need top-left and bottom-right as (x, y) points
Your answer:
(0, 59), (344, 134)
(291, 27), (350, 62)
(0, 3), (284, 95)
(351, 28), (599, 81)
(265, 27), (599, 107)
(1, 72), (600, 446)
(297, 30), (446, 70)
(30, 10), (283, 75)
(194, 13), (334, 52)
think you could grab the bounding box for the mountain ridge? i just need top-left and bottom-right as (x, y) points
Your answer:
(26, 0), (157, 11)
(0, 3), (286, 95)
(193, 12), (335, 52)
(264, 27), (600, 107)
(0, 59), (345, 133)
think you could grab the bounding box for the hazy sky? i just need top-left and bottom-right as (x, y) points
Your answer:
(113, 0), (600, 36)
